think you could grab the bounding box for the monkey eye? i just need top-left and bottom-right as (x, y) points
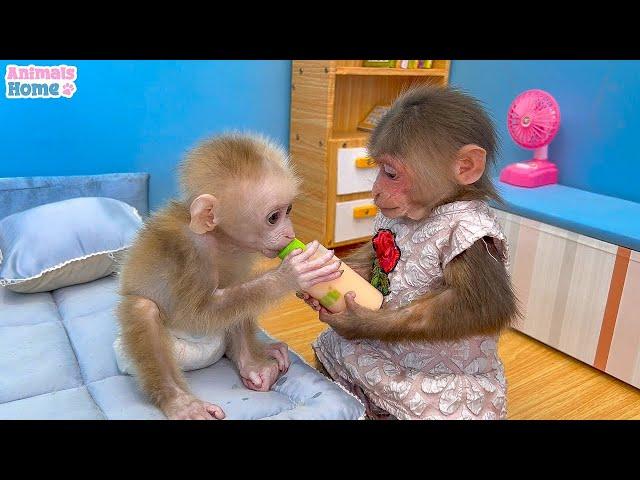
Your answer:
(267, 211), (280, 225)
(286, 204), (292, 215)
(383, 164), (398, 179)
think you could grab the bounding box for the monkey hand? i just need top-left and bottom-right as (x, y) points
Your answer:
(295, 291), (322, 312)
(276, 240), (343, 292)
(264, 341), (291, 374)
(318, 292), (371, 340)
(239, 358), (282, 392)
(162, 392), (226, 420)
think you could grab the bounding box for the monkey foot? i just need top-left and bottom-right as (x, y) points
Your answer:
(239, 358), (281, 392)
(265, 342), (291, 373)
(163, 394), (225, 420)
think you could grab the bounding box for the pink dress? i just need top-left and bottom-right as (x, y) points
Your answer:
(313, 200), (509, 420)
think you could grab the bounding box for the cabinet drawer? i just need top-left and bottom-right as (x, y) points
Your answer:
(334, 198), (377, 243)
(336, 147), (377, 195)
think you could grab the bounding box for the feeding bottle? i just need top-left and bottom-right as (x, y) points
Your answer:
(278, 238), (384, 313)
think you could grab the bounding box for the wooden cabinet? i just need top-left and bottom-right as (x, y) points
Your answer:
(289, 60), (451, 247)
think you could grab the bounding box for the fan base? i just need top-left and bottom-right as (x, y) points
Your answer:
(499, 160), (558, 188)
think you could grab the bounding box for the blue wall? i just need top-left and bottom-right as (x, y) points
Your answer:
(3, 60), (639, 207)
(450, 60), (640, 204)
(0, 60), (292, 210)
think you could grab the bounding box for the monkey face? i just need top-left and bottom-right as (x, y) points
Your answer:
(372, 145), (488, 222)
(256, 201), (296, 258)
(372, 155), (429, 221)
(217, 181), (297, 258)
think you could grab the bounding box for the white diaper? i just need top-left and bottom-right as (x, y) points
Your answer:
(113, 329), (227, 374)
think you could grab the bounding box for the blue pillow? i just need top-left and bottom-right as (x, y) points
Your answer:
(0, 197), (142, 293)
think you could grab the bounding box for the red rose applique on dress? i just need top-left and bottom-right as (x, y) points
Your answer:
(371, 229), (401, 296)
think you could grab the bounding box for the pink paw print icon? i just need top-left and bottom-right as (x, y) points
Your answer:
(61, 83), (75, 96)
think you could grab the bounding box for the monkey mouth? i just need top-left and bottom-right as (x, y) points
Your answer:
(378, 206), (406, 219)
(378, 206), (400, 214)
(374, 199), (397, 212)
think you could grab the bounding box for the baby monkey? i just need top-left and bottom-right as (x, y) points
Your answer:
(115, 133), (342, 420)
(310, 86), (520, 420)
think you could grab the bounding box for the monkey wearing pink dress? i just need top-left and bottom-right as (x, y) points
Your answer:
(301, 86), (519, 420)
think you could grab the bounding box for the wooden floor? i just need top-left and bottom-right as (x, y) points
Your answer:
(258, 254), (640, 419)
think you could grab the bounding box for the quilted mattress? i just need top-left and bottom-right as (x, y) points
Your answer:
(0, 275), (365, 420)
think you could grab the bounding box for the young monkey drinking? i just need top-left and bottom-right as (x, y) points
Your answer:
(114, 133), (342, 420)
(307, 86), (520, 420)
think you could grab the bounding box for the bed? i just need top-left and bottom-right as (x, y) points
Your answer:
(0, 173), (365, 420)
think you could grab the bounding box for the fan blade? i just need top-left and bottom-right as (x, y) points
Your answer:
(512, 96), (535, 118)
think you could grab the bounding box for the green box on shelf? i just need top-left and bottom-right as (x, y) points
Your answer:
(362, 60), (396, 68)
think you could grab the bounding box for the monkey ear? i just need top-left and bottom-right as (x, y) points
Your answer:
(453, 144), (487, 185)
(189, 194), (219, 234)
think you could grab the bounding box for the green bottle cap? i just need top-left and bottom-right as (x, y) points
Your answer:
(278, 238), (307, 260)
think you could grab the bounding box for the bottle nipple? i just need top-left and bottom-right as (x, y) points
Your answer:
(278, 238), (307, 260)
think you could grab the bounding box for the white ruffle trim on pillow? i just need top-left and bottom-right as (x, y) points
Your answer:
(127, 204), (143, 223)
(0, 245), (131, 287)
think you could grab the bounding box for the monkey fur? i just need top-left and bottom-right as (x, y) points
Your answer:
(117, 133), (342, 420)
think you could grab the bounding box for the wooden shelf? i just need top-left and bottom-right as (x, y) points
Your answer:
(336, 67), (447, 77)
(330, 130), (369, 142)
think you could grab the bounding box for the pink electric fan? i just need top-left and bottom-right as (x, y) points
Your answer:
(500, 89), (561, 187)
